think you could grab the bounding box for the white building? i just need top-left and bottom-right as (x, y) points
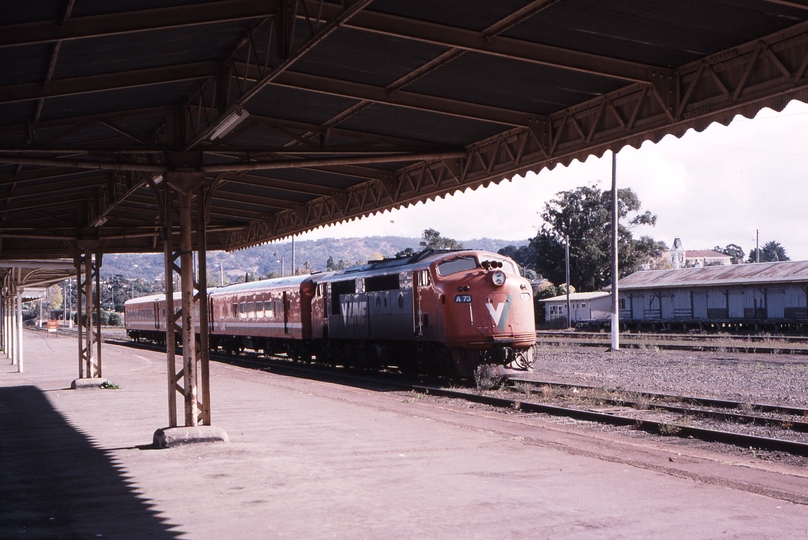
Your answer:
(667, 238), (731, 269)
(543, 292), (611, 324)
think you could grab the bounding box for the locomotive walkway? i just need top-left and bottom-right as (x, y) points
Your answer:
(3, 331), (808, 539)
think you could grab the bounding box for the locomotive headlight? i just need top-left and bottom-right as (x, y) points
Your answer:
(491, 270), (506, 286)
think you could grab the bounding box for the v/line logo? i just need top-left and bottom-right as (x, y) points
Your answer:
(485, 294), (513, 332)
(341, 299), (367, 325)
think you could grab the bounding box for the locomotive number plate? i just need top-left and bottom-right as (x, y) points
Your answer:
(454, 294), (472, 303)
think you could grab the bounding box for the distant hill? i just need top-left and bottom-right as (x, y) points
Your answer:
(101, 236), (527, 282)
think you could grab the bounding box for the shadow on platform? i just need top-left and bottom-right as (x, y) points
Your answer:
(0, 386), (181, 538)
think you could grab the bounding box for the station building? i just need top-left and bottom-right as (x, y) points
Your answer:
(543, 292), (612, 326)
(615, 260), (808, 333)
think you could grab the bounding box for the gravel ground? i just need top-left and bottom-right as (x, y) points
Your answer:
(502, 343), (808, 466)
(525, 343), (808, 408)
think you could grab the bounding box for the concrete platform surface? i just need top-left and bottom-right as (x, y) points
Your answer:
(2, 330), (808, 539)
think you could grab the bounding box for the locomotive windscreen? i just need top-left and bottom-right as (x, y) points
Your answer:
(437, 256), (478, 277)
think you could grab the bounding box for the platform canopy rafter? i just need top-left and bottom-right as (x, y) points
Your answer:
(1, 0), (808, 258)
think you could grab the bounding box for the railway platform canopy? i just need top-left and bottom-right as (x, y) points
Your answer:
(5, 0), (808, 434)
(3, 0), (808, 258)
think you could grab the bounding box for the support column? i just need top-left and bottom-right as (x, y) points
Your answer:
(2, 289), (8, 360)
(73, 244), (105, 387)
(3, 288), (10, 362)
(16, 281), (23, 373)
(8, 280), (17, 366)
(154, 165), (224, 447)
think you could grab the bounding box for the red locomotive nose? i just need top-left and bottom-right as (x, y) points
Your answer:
(438, 264), (535, 351)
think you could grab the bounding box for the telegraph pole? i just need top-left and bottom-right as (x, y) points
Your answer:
(565, 234), (571, 329)
(611, 150), (620, 351)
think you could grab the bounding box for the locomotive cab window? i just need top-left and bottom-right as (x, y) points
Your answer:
(437, 256), (477, 277)
(331, 280), (356, 315)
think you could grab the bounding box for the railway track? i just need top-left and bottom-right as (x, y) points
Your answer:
(536, 330), (808, 354)
(107, 337), (808, 458)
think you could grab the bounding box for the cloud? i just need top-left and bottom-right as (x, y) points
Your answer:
(302, 100), (808, 260)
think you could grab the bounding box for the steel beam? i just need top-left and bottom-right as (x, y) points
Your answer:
(322, 2), (657, 83)
(264, 70), (529, 127)
(0, 62), (216, 105)
(184, 0), (376, 148)
(0, 0), (273, 48)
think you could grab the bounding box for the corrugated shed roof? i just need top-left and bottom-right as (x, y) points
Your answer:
(618, 261), (808, 290)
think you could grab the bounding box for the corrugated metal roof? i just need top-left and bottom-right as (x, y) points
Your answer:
(617, 261), (808, 290)
(1, 1), (808, 257)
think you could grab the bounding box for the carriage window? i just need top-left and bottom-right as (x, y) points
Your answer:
(275, 301), (282, 318)
(256, 301), (263, 317)
(232, 303), (238, 317)
(240, 302), (247, 318)
(437, 256), (477, 276)
(265, 301), (274, 318)
(247, 302), (255, 317)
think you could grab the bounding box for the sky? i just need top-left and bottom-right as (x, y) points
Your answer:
(298, 99), (808, 261)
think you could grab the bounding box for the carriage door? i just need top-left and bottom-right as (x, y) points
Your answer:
(282, 291), (289, 333)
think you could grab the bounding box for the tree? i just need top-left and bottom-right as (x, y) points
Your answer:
(419, 228), (463, 250)
(748, 240), (789, 263)
(498, 244), (539, 279)
(715, 244), (745, 264)
(529, 184), (666, 291)
(46, 285), (63, 312)
(326, 256), (350, 271)
(395, 229), (463, 257)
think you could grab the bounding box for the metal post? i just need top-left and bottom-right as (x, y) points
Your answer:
(292, 236), (296, 277)
(756, 229), (760, 263)
(85, 251), (94, 377)
(196, 183), (211, 425)
(179, 189), (198, 426)
(95, 250), (103, 378)
(611, 150), (620, 351)
(1, 295), (5, 359)
(2, 291), (8, 360)
(76, 247), (102, 379)
(16, 283), (23, 373)
(10, 276), (18, 366)
(565, 234), (571, 329)
(76, 257), (84, 378)
(163, 170), (210, 429)
(4, 294), (11, 363)
(163, 192), (179, 428)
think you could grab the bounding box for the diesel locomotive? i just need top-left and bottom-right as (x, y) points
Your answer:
(125, 249), (536, 377)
